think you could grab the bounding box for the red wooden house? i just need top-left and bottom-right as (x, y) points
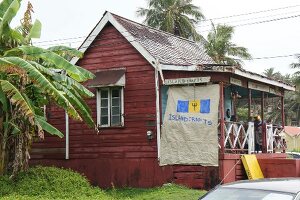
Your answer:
(31, 11), (296, 189)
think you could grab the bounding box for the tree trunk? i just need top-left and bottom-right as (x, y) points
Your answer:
(0, 139), (7, 175)
(0, 112), (7, 175)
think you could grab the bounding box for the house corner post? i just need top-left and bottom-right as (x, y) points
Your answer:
(248, 89), (252, 120)
(261, 91), (267, 153)
(155, 61), (161, 160)
(281, 92), (285, 127)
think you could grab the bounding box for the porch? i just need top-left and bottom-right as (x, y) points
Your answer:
(217, 81), (293, 183)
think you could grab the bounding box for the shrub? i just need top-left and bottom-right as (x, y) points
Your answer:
(0, 166), (112, 200)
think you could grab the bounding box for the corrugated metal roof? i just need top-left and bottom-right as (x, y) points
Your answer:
(111, 13), (215, 66)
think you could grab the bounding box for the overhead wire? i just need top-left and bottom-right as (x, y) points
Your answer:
(26, 7), (300, 62)
(34, 11), (300, 47)
(198, 9), (300, 28)
(33, 4), (300, 46)
(201, 4), (300, 22)
(198, 13), (300, 32)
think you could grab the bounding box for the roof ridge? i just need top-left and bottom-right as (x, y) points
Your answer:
(108, 11), (198, 44)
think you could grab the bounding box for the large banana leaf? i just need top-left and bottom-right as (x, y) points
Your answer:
(53, 73), (94, 98)
(47, 45), (83, 58)
(0, 0), (20, 37)
(5, 46), (95, 82)
(0, 57), (82, 121)
(35, 115), (64, 138)
(0, 0), (19, 24)
(0, 87), (8, 112)
(0, 0), (19, 18)
(26, 19), (41, 40)
(53, 82), (94, 128)
(3, 121), (21, 135)
(0, 80), (35, 124)
(30, 61), (94, 98)
(30, 61), (94, 127)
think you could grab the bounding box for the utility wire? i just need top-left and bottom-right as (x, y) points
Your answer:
(36, 12), (300, 48)
(198, 10), (300, 28)
(198, 13), (300, 32)
(33, 4), (300, 45)
(242, 54), (296, 61)
(202, 4), (300, 22)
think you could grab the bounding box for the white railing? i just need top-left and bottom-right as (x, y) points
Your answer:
(221, 122), (255, 154)
(273, 127), (286, 151)
(266, 124), (287, 153)
(220, 122), (285, 154)
(266, 124), (274, 153)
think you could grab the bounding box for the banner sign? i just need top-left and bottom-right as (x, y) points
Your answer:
(230, 77), (243, 87)
(248, 82), (269, 93)
(160, 84), (219, 166)
(164, 77), (210, 85)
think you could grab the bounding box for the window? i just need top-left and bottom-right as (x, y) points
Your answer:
(97, 87), (124, 127)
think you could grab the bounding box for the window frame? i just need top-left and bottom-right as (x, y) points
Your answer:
(96, 87), (124, 128)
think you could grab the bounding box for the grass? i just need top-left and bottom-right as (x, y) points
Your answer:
(108, 184), (206, 200)
(0, 166), (206, 200)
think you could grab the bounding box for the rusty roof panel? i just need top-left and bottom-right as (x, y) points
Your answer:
(86, 69), (125, 87)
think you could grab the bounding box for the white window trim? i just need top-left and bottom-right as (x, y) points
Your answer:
(96, 87), (124, 128)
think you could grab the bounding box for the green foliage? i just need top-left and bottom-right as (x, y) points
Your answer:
(237, 107), (248, 122)
(291, 148), (300, 153)
(136, 0), (204, 41)
(0, 166), (112, 200)
(0, 166), (206, 200)
(205, 23), (252, 66)
(0, 0), (96, 176)
(107, 184), (206, 200)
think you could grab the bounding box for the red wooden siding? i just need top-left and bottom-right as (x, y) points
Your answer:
(31, 23), (219, 189)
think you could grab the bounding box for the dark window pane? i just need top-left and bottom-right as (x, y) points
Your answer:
(101, 99), (108, 107)
(111, 116), (120, 125)
(112, 98), (120, 106)
(101, 90), (108, 98)
(111, 106), (120, 115)
(101, 116), (108, 125)
(111, 89), (120, 98)
(101, 108), (108, 116)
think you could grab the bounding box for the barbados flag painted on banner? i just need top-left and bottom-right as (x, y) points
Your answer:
(177, 99), (210, 113)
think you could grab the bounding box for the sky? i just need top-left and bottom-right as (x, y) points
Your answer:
(14, 0), (300, 75)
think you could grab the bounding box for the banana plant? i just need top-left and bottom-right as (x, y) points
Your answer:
(0, 0), (95, 177)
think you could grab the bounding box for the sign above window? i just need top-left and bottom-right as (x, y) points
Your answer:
(230, 77), (243, 87)
(164, 76), (211, 85)
(248, 82), (270, 93)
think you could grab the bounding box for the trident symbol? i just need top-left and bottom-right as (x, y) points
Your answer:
(192, 102), (198, 111)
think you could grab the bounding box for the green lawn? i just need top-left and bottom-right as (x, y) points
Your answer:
(0, 166), (206, 200)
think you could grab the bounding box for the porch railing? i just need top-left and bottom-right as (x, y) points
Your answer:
(219, 122), (285, 154)
(219, 121), (255, 154)
(266, 124), (287, 153)
(266, 124), (273, 153)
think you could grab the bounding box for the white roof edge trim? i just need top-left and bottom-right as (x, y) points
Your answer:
(106, 13), (157, 69)
(160, 64), (197, 71)
(160, 64), (295, 91)
(235, 70), (295, 91)
(71, 12), (157, 69)
(70, 14), (110, 65)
